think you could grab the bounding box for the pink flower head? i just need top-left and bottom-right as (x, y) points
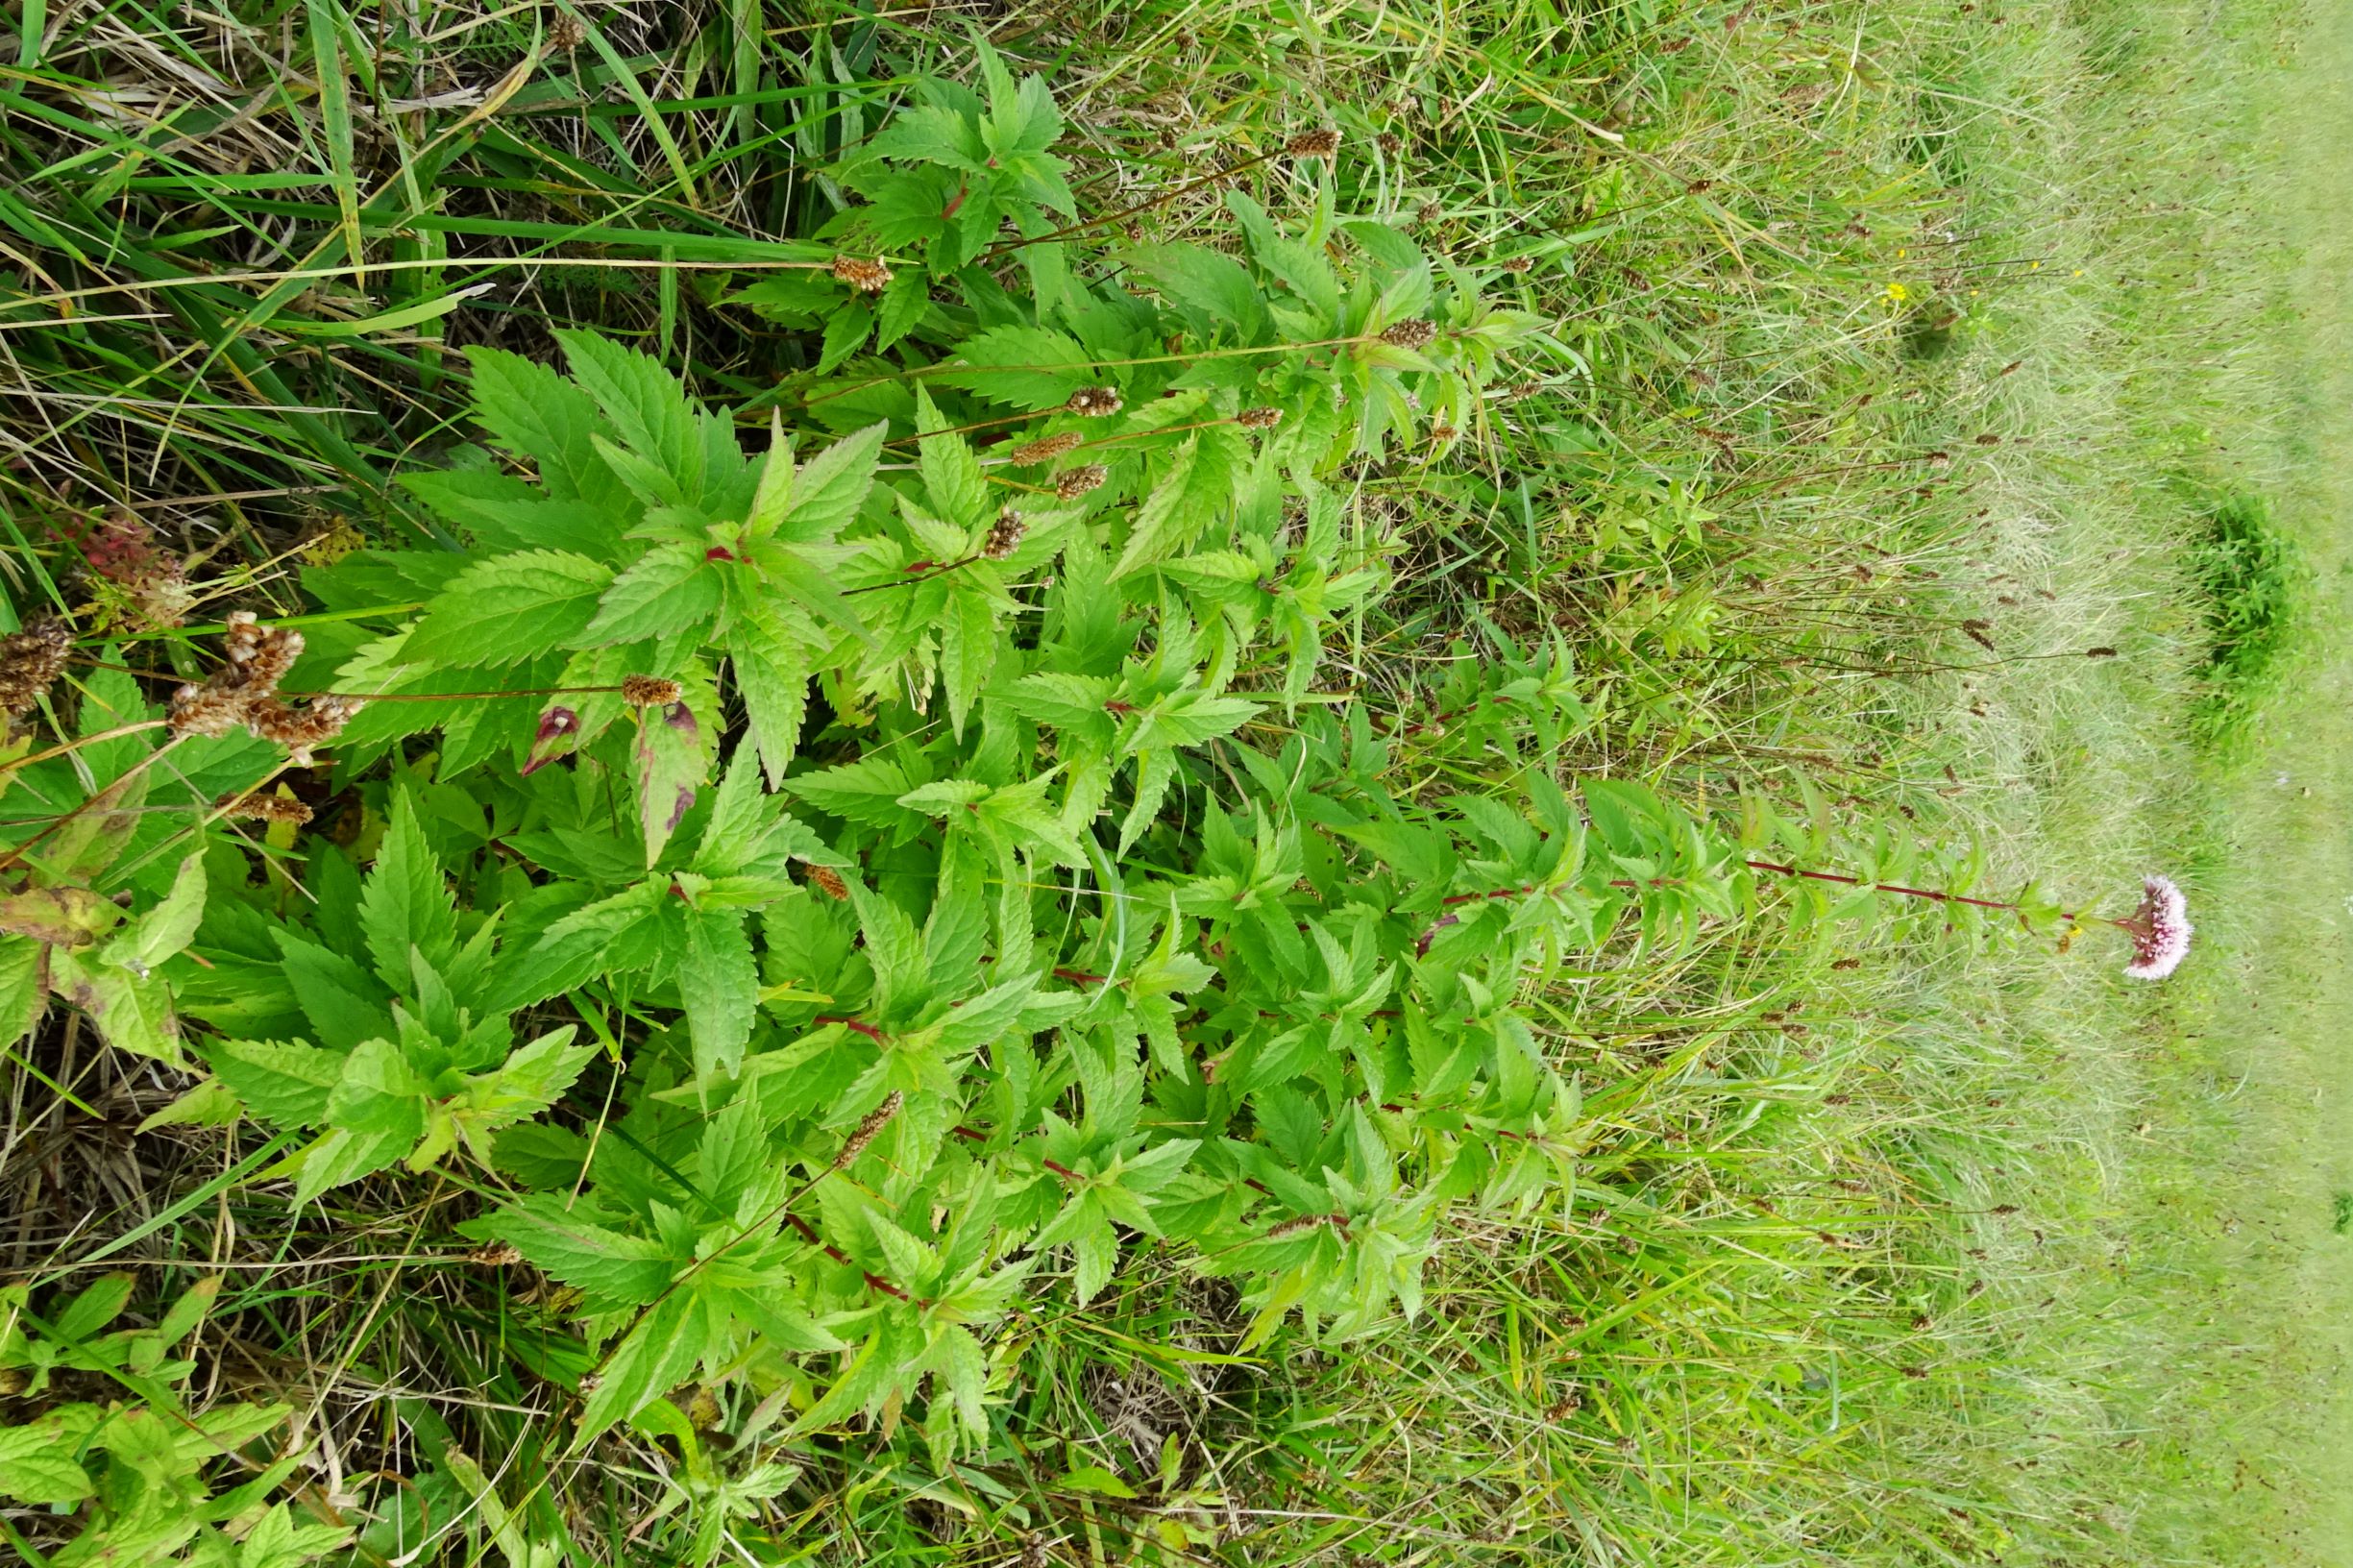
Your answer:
(2120, 875), (2192, 981)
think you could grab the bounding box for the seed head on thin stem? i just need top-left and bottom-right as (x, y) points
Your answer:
(830, 256), (894, 294)
(1055, 464), (1110, 501)
(1008, 431), (1085, 466)
(1237, 406), (1285, 430)
(169, 612), (308, 741)
(1379, 319), (1438, 351)
(621, 674), (682, 706)
(834, 1090), (904, 1169)
(1286, 129), (1342, 159)
(217, 791), (313, 826)
(0, 621), (72, 721)
(245, 696), (359, 767)
(807, 864), (849, 900)
(983, 508), (1027, 561)
(1065, 386), (1123, 418)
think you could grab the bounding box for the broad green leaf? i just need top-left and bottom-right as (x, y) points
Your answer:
(583, 542), (723, 646)
(727, 610), (809, 789)
(0, 936), (47, 1049)
(933, 325), (1095, 411)
(358, 792), (458, 992)
(634, 701), (705, 866)
(405, 551), (615, 667)
(464, 346), (613, 500)
(106, 850), (205, 976)
(575, 1291), (709, 1448)
(207, 1038), (346, 1127)
(48, 949), (184, 1066)
(0, 1423), (93, 1505)
(468, 1192), (676, 1311)
(914, 387), (987, 522)
(680, 905), (758, 1079)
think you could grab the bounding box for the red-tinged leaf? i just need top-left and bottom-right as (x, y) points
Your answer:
(635, 701), (704, 867)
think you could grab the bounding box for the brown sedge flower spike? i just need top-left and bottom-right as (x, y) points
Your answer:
(983, 508), (1027, 561)
(621, 674), (682, 707)
(1286, 129), (1341, 159)
(0, 620), (71, 721)
(830, 256), (894, 294)
(1055, 464), (1111, 501)
(1237, 406), (1284, 430)
(1065, 386), (1123, 417)
(1007, 431), (1085, 466)
(217, 791), (313, 826)
(833, 1090), (905, 1169)
(1379, 318), (1438, 351)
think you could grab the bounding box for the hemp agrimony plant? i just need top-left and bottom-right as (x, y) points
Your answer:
(0, 44), (2168, 1512)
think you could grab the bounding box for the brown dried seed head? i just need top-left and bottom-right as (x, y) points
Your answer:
(983, 508), (1027, 561)
(1019, 1535), (1049, 1568)
(0, 620), (72, 721)
(830, 255), (895, 294)
(1065, 385), (1123, 418)
(1264, 1213), (1341, 1240)
(1500, 256), (1533, 274)
(242, 629), (305, 697)
(246, 695), (360, 766)
(168, 683), (247, 740)
(1379, 318), (1437, 350)
(1236, 406), (1284, 430)
(216, 792), (313, 826)
(1376, 132), (1404, 156)
(1055, 463), (1111, 501)
(467, 1239), (524, 1267)
(547, 12), (586, 50)
(1286, 129), (1341, 159)
(807, 864), (849, 900)
(834, 1090), (905, 1168)
(1008, 430), (1085, 466)
(621, 674), (682, 706)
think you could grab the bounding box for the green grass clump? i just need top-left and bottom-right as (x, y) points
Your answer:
(2192, 491), (2312, 746)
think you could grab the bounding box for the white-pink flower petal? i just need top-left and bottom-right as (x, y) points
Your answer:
(2121, 874), (2192, 981)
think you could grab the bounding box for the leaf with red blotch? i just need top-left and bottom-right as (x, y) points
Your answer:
(520, 706), (580, 776)
(634, 701), (704, 867)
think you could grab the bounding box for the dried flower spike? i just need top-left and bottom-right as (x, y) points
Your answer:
(169, 613), (306, 740)
(621, 674), (682, 707)
(983, 508), (1027, 561)
(1008, 431), (1085, 466)
(807, 864), (849, 900)
(217, 791), (313, 826)
(1237, 406), (1285, 430)
(1055, 463), (1111, 501)
(830, 255), (894, 294)
(1286, 129), (1341, 159)
(0, 620), (71, 721)
(1379, 319), (1438, 351)
(2119, 875), (2192, 981)
(547, 12), (586, 51)
(245, 695), (359, 767)
(834, 1090), (905, 1169)
(1065, 386), (1123, 418)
